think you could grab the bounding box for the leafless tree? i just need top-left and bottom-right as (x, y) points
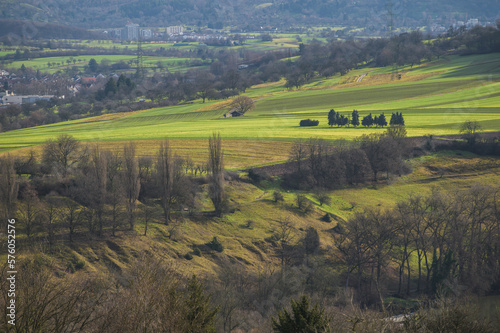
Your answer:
(208, 132), (225, 217)
(140, 199), (155, 237)
(275, 217), (295, 276)
(229, 96), (255, 115)
(90, 144), (108, 236)
(289, 139), (307, 175)
(42, 134), (79, 176)
(104, 150), (123, 236)
(41, 195), (63, 247)
(62, 193), (83, 243)
(341, 148), (371, 185)
(138, 155), (153, 180)
(0, 156), (18, 224)
(18, 183), (41, 239)
(459, 120), (482, 145)
(0, 260), (105, 332)
(122, 142), (140, 230)
(157, 139), (174, 224)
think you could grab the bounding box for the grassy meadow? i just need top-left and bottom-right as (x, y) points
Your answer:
(1, 53), (500, 168)
(8, 54), (211, 74)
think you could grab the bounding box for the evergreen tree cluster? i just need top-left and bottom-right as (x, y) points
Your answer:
(329, 109), (396, 128)
(390, 112), (405, 126)
(361, 113), (388, 127)
(327, 109), (349, 127)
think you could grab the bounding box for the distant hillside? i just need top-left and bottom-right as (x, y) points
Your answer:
(0, 0), (498, 31)
(0, 19), (102, 41)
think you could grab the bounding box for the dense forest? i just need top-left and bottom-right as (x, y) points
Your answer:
(0, 19), (102, 41)
(0, 0), (498, 31)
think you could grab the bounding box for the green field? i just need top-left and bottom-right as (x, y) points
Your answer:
(1, 53), (500, 167)
(9, 54), (211, 74)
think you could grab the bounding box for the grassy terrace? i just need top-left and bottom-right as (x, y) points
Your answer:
(1, 53), (500, 168)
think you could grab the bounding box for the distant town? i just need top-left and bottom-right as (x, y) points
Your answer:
(103, 22), (255, 45)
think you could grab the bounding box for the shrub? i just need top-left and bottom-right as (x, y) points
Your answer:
(67, 262), (76, 274)
(296, 193), (313, 214)
(75, 260), (85, 270)
(314, 192), (331, 206)
(320, 213), (332, 222)
(296, 193), (307, 209)
(246, 220), (255, 229)
(405, 299), (496, 333)
(206, 236), (224, 252)
(224, 170), (240, 181)
(303, 227), (320, 255)
(193, 248), (202, 256)
(184, 253), (193, 260)
(272, 295), (330, 332)
(248, 168), (262, 183)
(248, 169), (271, 184)
(273, 190), (284, 203)
(299, 119), (319, 127)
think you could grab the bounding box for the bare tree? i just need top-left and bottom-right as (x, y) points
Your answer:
(459, 120), (482, 145)
(333, 217), (374, 291)
(138, 155), (153, 180)
(62, 194), (83, 243)
(0, 260), (105, 332)
(289, 139), (307, 175)
(275, 217), (295, 276)
(140, 199), (155, 237)
(18, 183), (40, 239)
(157, 139), (174, 224)
(122, 142), (140, 230)
(42, 195), (62, 247)
(90, 144), (108, 236)
(106, 150), (124, 237)
(229, 96), (255, 115)
(341, 148), (371, 185)
(0, 156), (18, 224)
(194, 70), (215, 103)
(208, 132), (225, 217)
(42, 134), (79, 176)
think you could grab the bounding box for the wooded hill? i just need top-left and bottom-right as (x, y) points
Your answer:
(0, 0), (498, 31)
(0, 19), (101, 41)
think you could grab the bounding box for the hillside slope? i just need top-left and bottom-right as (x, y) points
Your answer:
(13, 151), (500, 283)
(1, 53), (499, 168)
(0, 0), (498, 30)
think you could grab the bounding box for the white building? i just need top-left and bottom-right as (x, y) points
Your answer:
(466, 19), (479, 28)
(123, 22), (139, 40)
(167, 26), (183, 35)
(1, 91), (55, 105)
(141, 29), (152, 39)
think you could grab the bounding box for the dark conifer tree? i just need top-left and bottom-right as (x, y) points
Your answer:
(390, 112), (405, 126)
(378, 113), (388, 127)
(335, 113), (341, 127)
(328, 109), (336, 127)
(362, 113), (374, 127)
(351, 110), (360, 127)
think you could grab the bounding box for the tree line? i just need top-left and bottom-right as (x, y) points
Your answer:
(285, 24), (500, 89)
(285, 126), (410, 189)
(327, 109), (405, 128)
(2, 183), (498, 332)
(0, 133), (226, 244)
(333, 184), (500, 306)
